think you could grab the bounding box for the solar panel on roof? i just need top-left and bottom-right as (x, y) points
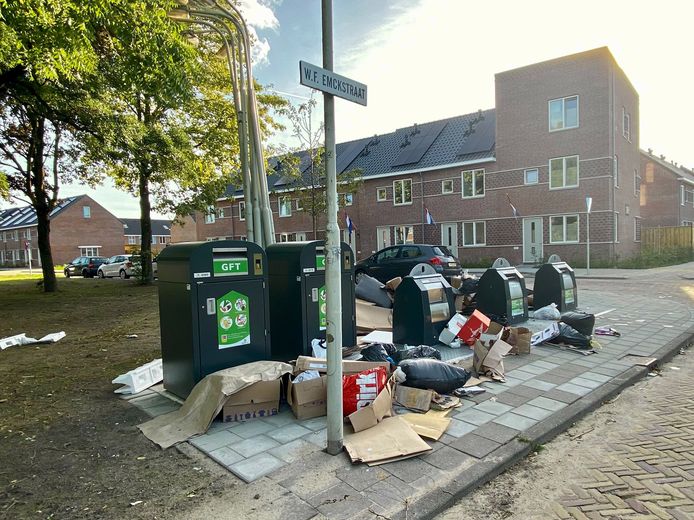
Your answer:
(336, 138), (369, 173)
(456, 113), (495, 156)
(391, 121), (447, 167)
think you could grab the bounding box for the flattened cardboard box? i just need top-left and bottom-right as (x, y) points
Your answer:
(294, 356), (390, 375)
(394, 385), (433, 412)
(356, 299), (392, 332)
(348, 377), (394, 432)
(343, 416), (431, 464)
(287, 374), (327, 420)
(222, 379), (281, 423)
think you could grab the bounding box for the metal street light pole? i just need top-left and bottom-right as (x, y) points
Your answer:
(321, 0), (343, 456)
(586, 196), (592, 275)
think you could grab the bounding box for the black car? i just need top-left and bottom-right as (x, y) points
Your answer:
(354, 244), (462, 283)
(64, 256), (107, 278)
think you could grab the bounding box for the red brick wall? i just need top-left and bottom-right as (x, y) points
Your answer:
(170, 215), (199, 243)
(640, 155), (694, 227)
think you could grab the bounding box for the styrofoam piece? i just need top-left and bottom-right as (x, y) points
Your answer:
(36, 331), (66, 344)
(112, 359), (163, 394)
(360, 330), (393, 344)
(0, 333), (28, 350)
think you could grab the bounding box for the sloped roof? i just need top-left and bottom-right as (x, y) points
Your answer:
(0, 196), (85, 231)
(641, 150), (694, 184)
(121, 218), (172, 236)
(221, 109), (496, 198)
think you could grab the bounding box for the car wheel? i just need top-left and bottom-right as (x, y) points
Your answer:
(64, 269), (70, 278)
(119, 269), (129, 280)
(98, 270), (105, 279)
(355, 269), (366, 284)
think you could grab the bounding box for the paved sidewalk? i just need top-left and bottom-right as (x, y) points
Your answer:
(130, 264), (694, 520)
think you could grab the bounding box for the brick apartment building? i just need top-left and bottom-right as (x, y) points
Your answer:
(121, 218), (172, 254)
(0, 195), (125, 266)
(639, 150), (694, 228)
(189, 47), (642, 265)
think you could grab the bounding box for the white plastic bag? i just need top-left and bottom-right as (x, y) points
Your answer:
(533, 303), (560, 320)
(293, 370), (320, 383)
(311, 338), (327, 358)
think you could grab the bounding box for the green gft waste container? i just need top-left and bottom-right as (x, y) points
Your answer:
(266, 241), (356, 361)
(392, 274), (455, 346)
(533, 261), (577, 312)
(476, 266), (529, 325)
(157, 241), (271, 398)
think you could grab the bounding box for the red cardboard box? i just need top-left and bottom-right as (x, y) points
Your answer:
(457, 310), (491, 346)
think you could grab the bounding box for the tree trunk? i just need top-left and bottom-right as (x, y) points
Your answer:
(36, 204), (57, 292)
(138, 169), (153, 284)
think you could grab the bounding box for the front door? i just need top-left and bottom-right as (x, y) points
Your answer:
(376, 226), (391, 251)
(523, 218), (543, 263)
(441, 223), (458, 252)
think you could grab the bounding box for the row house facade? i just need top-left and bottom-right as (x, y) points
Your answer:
(639, 150), (694, 228)
(189, 47), (642, 265)
(121, 218), (172, 255)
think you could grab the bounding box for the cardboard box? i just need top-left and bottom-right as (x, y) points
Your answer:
(343, 416), (431, 464)
(473, 338), (513, 382)
(394, 385), (433, 412)
(438, 313), (467, 345)
(385, 277), (402, 291)
(348, 377), (394, 432)
(531, 322), (561, 346)
(458, 310), (491, 345)
(356, 299), (392, 333)
(479, 321), (505, 345)
(449, 275), (463, 289)
(287, 374), (327, 420)
(508, 326), (532, 355)
(294, 356), (390, 375)
(400, 413), (451, 441)
(222, 379), (281, 423)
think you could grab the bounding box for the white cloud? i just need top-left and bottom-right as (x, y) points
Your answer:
(246, 25), (272, 66)
(237, 0), (279, 30)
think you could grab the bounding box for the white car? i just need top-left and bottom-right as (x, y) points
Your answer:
(97, 254), (137, 279)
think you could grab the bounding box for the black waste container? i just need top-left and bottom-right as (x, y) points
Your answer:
(157, 241), (271, 398)
(392, 274), (455, 346)
(533, 262), (577, 312)
(475, 267), (529, 324)
(266, 241), (356, 361)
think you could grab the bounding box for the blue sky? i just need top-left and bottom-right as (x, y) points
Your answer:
(9, 0), (694, 218)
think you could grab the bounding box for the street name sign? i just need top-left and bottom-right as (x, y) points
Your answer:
(299, 60), (367, 106)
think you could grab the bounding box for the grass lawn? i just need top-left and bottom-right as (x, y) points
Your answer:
(0, 278), (232, 519)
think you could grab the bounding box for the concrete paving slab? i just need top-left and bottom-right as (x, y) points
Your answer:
(230, 419), (276, 439)
(441, 418), (477, 438)
(473, 400), (514, 416)
(229, 452), (286, 483)
(421, 445), (476, 471)
(362, 476), (416, 513)
(495, 392), (532, 407)
(454, 408), (497, 426)
(335, 464), (389, 492)
(298, 415), (328, 431)
(269, 438), (320, 464)
(207, 445), (244, 467)
(472, 422), (520, 444)
(493, 412), (538, 431)
(570, 376), (605, 389)
(556, 382), (593, 396)
(522, 379), (557, 391)
(266, 423), (313, 444)
(451, 433), (502, 459)
(232, 435), (280, 458)
(382, 456), (442, 484)
(527, 396), (567, 412)
(513, 403), (554, 421)
(190, 429), (243, 452)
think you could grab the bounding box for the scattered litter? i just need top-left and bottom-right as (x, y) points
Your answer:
(126, 334), (139, 339)
(594, 327), (621, 337)
(548, 323), (592, 349)
(671, 366), (680, 371)
(359, 343), (396, 364)
(397, 358), (471, 394)
(400, 412), (450, 440)
(560, 312), (595, 337)
(356, 299), (392, 333)
(0, 331), (66, 350)
(343, 366), (388, 416)
(458, 310), (491, 346)
(356, 273), (392, 308)
(430, 394), (460, 410)
(360, 330), (393, 344)
(311, 338), (326, 358)
(531, 323), (560, 346)
(293, 370), (320, 384)
(473, 338), (513, 382)
(453, 386), (486, 397)
(393, 345), (441, 363)
(533, 303), (561, 320)
(112, 359), (163, 395)
(620, 355), (657, 368)
(394, 385), (433, 412)
(343, 416), (431, 464)
(129, 501), (143, 507)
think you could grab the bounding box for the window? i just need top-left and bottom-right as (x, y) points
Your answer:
(394, 225), (414, 244)
(549, 215), (579, 243)
(623, 108), (631, 141)
(339, 193), (353, 206)
(279, 196), (292, 217)
(393, 179), (412, 205)
(614, 155), (619, 187)
(549, 96), (579, 131)
(524, 168), (539, 185)
(216, 206), (226, 218)
(462, 169), (485, 198)
(377, 187), (387, 202)
(0, 232), (4, 242)
(127, 235), (137, 245)
(79, 246), (101, 256)
(634, 217), (642, 242)
(683, 221), (694, 227)
(295, 198), (303, 211)
(158, 236), (167, 244)
(634, 170), (641, 196)
(614, 213), (619, 243)
(441, 179), (454, 194)
(204, 206), (215, 224)
(685, 189), (694, 205)
(239, 201), (246, 221)
(682, 186), (686, 206)
(83, 206), (91, 219)
(462, 221), (485, 246)
(549, 156), (579, 189)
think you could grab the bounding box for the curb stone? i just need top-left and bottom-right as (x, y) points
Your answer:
(390, 326), (694, 520)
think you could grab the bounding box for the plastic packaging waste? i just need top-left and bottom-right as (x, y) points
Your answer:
(560, 312), (595, 337)
(549, 323), (591, 349)
(359, 343), (396, 364)
(355, 274), (392, 308)
(393, 345), (442, 363)
(112, 359), (163, 394)
(533, 303), (561, 320)
(294, 370), (321, 383)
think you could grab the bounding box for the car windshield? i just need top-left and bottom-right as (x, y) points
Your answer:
(93, 257), (107, 262)
(433, 246), (451, 257)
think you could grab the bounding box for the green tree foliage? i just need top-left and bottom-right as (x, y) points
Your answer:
(0, 172), (8, 199)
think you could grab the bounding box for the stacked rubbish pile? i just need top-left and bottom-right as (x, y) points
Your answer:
(531, 303), (600, 354)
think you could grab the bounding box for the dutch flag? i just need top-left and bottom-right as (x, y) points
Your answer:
(345, 213), (355, 236)
(425, 207), (436, 225)
(506, 193), (521, 219)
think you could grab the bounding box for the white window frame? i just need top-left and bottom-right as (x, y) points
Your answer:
(238, 201), (246, 221)
(339, 193), (353, 206)
(158, 236), (167, 244)
(83, 206), (91, 219)
(524, 168), (539, 185)
(614, 155), (619, 188)
(622, 108), (631, 141)
(548, 95), (579, 132)
(204, 206), (216, 224)
(461, 169), (485, 199)
(549, 215), (579, 244)
(393, 179), (412, 206)
(634, 170), (641, 196)
(441, 179), (454, 194)
(127, 235), (137, 245)
(216, 206), (226, 218)
(295, 198), (303, 211)
(614, 213), (619, 243)
(462, 221), (486, 247)
(549, 155), (579, 190)
(634, 217), (642, 242)
(376, 187), (387, 202)
(394, 225), (414, 244)
(79, 246), (101, 256)
(278, 196), (292, 217)
(682, 186), (686, 206)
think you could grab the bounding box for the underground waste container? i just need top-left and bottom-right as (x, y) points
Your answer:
(157, 241), (271, 398)
(266, 241), (356, 361)
(533, 261), (577, 312)
(475, 266), (529, 325)
(392, 273), (455, 346)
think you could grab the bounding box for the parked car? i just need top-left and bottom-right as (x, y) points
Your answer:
(63, 256), (108, 278)
(354, 244), (462, 284)
(97, 254), (137, 279)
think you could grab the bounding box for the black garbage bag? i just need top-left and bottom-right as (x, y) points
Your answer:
(393, 345), (442, 363)
(359, 343), (397, 363)
(355, 274), (392, 308)
(560, 312), (595, 337)
(461, 278), (479, 295)
(397, 358), (471, 394)
(549, 323), (591, 349)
